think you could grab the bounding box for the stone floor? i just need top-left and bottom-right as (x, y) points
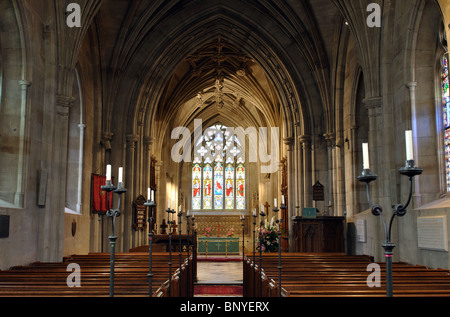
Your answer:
(194, 258), (243, 297)
(196, 260), (243, 285)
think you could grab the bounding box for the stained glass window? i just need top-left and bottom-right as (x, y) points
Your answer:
(192, 164), (202, 210)
(442, 54), (450, 192)
(203, 164), (212, 210)
(192, 124), (245, 210)
(225, 164), (234, 210)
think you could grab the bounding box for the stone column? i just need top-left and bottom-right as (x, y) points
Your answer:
(40, 94), (74, 262)
(299, 135), (313, 208)
(324, 133), (336, 216)
(76, 123), (86, 213)
(123, 134), (139, 251)
(144, 136), (155, 191)
(296, 137), (304, 215)
(283, 137), (295, 251)
(14, 80), (31, 207)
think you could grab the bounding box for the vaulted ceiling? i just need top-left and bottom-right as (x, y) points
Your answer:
(79, 0), (355, 142)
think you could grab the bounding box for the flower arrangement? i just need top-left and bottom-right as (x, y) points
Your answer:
(204, 227), (211, 237)
(227, 227), (235, 237)
(256, 217), (279, 252)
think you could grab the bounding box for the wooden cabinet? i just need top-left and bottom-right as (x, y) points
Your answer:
(292, 216), (345, 253)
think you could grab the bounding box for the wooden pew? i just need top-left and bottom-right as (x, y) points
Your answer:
(0, 252), (194, 297)
(244, 253), (450, 297)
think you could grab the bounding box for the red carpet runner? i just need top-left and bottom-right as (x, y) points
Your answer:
(194, 285), (243, 297)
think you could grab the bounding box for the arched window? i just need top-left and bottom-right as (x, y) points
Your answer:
(192, 124), (245, 211)
(441, 53), (450, 192)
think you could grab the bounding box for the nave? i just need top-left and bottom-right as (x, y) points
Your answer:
(1, 251), (450, 298)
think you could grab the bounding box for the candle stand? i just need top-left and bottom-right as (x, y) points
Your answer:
(101, 180), (127, 297)
(177, 209), (183, 297)
(166, 206), (176, 297)
(273, 203), (286, 297)
(252, 211), (257, 297)
(358, 159), (422, 297)
(185, 213), (191, 297)
(190, 213), (196, 288)
(240, 215), (245, 262)
(144, 197), (156, 297)
(258, 209), (266, 297)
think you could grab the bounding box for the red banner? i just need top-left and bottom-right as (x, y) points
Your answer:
(91, 174), (113, 214)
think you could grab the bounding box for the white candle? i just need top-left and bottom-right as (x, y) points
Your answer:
(253, 209), (256, 217)
(274, 198), (277, 208)
(118, 167), (123, 183)
(261, 203), (264, 213)
(281, 195), (285, 205)
(148, 188), (151, 201)
(151, 190), (154, 202)
(168, 199), (171, 209)
(362, 143), (370, 170)
(106, 165), (112, 181)
(179, 204), (182, 212)
(406, 130), (414, 161)
(187, 210), (190, 217)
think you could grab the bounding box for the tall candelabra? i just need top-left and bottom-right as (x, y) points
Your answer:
(185, 212), (191, 297)
(273, 202), (285, 297)
(258, 208), (266, 297)
(240, 215), (245, 262)
(358, 159), (422, 297)
(101, 179), (127, 298)
(252, 210), (257, 297)
(190, 213), (196, 287)
(166, 205), (176, 297)
(144, 191), (156, 297)
(177, 208), (183, 297)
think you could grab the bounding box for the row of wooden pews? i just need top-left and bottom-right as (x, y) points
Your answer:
(0, 252), (195, 297)
(244, 253), (450, 297)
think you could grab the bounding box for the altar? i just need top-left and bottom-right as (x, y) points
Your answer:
(197, 237), (240, 257)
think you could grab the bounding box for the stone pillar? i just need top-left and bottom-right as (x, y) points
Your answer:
(283, 137), (295, 251)
(324, 133), (335, 215)
(299, 135), (313, 208)
(14, 80), (31, 207)
(76, 123), (86, 213)
(144, 136), (155, 191)
(123, 134), (139, 251)
(296, 137), (304, 216)
(39, 94), (74, 262)
(283, 137), (295, 213)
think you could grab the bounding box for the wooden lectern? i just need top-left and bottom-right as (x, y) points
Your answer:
(292, 216), (345, 253)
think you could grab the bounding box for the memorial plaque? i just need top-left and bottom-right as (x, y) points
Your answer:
(312, 181), (324, 201)
(417, 216), (448, 251)
(356, 219), (366, 243)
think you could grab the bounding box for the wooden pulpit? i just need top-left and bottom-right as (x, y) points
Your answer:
(292, 216), (345, 253)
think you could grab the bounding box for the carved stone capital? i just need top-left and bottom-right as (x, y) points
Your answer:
(283, 137), (295, 151)
(55, 94), (75, 117)
(144, 136), (155, 147)
(101, 131), (114, 142)
(362, 96), (382, 111)
(299, 135), (312, 150)
(323, 132), (336, 148)
(406, 81), (418, 91)
(126, 134), (139, 144)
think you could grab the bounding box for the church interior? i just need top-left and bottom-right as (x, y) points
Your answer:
(1, 0), (450, 298)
